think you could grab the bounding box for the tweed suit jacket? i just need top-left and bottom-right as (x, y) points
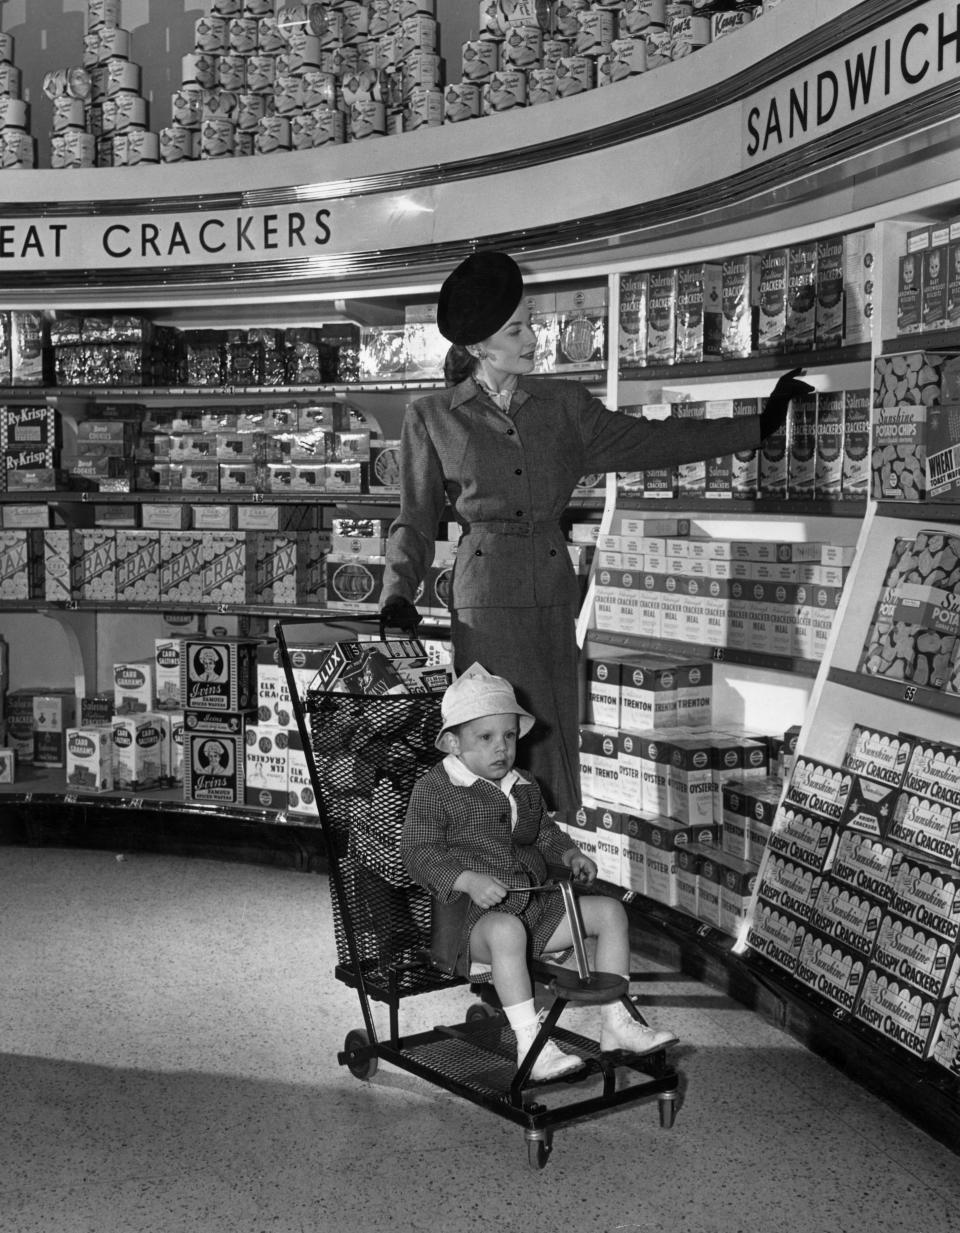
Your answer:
(401, 760), (578, 913)
(381, 374), (762, 610)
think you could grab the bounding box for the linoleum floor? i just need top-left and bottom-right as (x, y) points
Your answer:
(1, 845), (958, 1233)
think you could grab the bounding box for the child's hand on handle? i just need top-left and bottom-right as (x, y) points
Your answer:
(759, 367), (816, 439)
(459, 870), (509, 909)
(566, 851), (597, 886)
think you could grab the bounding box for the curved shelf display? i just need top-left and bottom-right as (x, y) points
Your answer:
(827, 666), (960, 718)
(620, 343), (872, 382)
(587, 628), (821, 678)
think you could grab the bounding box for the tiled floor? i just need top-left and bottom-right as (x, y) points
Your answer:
(1, 845), (958, 1233)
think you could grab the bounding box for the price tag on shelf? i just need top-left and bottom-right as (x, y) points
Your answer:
(64, 792), (78, 805)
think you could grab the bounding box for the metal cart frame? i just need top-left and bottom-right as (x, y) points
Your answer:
(275, 617), (680, 1170)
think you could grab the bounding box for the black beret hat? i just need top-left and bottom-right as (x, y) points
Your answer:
(436, 250), (524, 346)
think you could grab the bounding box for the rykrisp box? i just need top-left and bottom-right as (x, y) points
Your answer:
(180, 637), (258, 711)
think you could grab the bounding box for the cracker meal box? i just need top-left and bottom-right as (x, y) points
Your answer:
(180, 637), (258, 712)
(720, 252), (756, 359)
(645, 267), (677, 364)
(619, 270), (647, 366)
(65, 725), (114, 793)
(674, 262), (722, 362)
(814, 232), (845, 349)
(922, 245), (949, 332)
(757, 248), (788, 354)
(784, 240), (817, 352)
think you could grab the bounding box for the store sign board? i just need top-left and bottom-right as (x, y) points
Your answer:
(744, 0), (960, 164)
(0, 194), (432, 273)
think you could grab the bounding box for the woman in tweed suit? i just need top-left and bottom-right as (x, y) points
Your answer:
(381, 251), (811, 813)
(402, 664), (677, 1081)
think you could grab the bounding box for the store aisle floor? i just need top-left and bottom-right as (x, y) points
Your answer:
(1, 846), (958, 1233)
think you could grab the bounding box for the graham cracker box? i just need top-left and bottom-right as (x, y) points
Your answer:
(815, 232), (845, 349)
(180, 637), (258, 712)
(65, 725), (114, 793)
(155, 638), (185, 710)
(784, 240), (817, 353)
(645, 267), (677, 364)
(112, 713), (165, 791)
(33, 691), (76, 767)
(184, 729), (245, 806)
(720, 252), (756, 359)
(675, 262), (722, 362)
(618, 270), (647, 366)
(757, 248), (788, 354)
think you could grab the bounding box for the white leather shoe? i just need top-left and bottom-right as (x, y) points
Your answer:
(515, 1013), (584, 1081)
(600, 1002), (678, 1055)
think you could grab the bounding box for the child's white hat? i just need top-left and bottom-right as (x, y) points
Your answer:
(435, 662), (535, 749)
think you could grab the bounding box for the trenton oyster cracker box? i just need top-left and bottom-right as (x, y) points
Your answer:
(180, 637), (258, 712)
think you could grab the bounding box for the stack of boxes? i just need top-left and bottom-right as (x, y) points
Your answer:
(568, 643), (788, 940)
(747, 724), (960, 1075)
(619, 228), (874, 367)
(589, 511), (854, 663)
(1, 404), (62, 495)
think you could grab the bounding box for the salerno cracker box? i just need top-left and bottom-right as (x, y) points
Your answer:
(720, 252), (756, 359)
(757, 248), (788, 354)
(645, 267), (677, 364)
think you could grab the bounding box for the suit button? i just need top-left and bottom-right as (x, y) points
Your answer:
(506, 428), (515, 435)
(474, 549), (482, 556)
(515, 510), (523, 517)
(515, 468), (522, 476)
(550, 549), (557, 556)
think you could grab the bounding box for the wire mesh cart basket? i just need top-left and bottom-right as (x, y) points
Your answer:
(276, 617), (680, 1170)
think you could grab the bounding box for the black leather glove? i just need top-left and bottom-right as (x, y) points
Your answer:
(379, 595), (421, 636)
(759, 367), (816, 439)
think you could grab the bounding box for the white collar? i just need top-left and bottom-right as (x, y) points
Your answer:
(442, 753), (528, 796)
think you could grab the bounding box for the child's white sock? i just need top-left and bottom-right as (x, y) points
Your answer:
(503, 998), (538, 1034)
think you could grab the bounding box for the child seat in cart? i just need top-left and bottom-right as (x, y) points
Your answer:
(275, 618), (680, 1171)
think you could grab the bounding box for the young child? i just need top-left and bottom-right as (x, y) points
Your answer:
(402, 663), (678, 1081)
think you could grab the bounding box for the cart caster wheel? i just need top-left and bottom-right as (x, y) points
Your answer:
(658, 1093), (677, 1129)
(344, 1029), (378, 1081)
(466, 1001), (502, 1024)
(525, 1130), (552, 1171)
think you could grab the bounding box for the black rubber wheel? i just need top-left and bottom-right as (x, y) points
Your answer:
(466, 1001), (502, 1023)
(344, 1028), (378, 1081)
(525, 1132), (552, 1171)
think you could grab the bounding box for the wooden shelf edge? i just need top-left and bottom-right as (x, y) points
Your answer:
(587, 628), (820, 677)
(826, 666), (960, 717)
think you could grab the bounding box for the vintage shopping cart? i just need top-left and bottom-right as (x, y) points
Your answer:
(275, 617), (680, 1171)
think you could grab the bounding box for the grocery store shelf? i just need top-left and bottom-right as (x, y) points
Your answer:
(827, 666), (960, 717)
(614, 496), (867, 517)
(619, 343), (871, 382)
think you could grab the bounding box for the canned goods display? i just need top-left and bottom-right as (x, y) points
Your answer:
(112, 90), (148, 130)
(340, 2), (371, 47)
(398, 15), (436, 58)
(51, 96), (87, 131)
(575, 9), (617, 57)
(601, 37), (647, 81)
(228, 17), (260, 55)
(349, 98), (386, 139)
(620, 0), (668, 35)
(159, 125), (198, 162)
(195, 16), (229, 55)
(182, 53), (217, 89)
(257, 17), (288, 56)
(541, 38), (571, 71)
(281, 32), (323, 70)
(255, 114), (291, 153)
(552, 0), (591, 40)
(670, 14), (711, 57)
(713, 9), (754, 40)
(398, 0), (436, 16)
(502, 23), (542, 69)
(87, 0), (122, 30)
(276, 4), (325, 37)
(645, 27), (673, 67)
(105, 57), (141, 95)
(0, 33), (15, 65)
(483, 69), (527, 114)
(202, 89), (240, 121)
(444, 81), (481, 123)
(98, 25), (131, 61)
(0, 97), (29, 129)
(402, 51), (442, 93)
(403, 86), (443, 130)
(246, 55), (278, 94)
(126, 129), (160, 164)
(273, 71), (304, 114)
(242, 0), (275, 15)
(201, 116), (236, 158)
(217, 54), (248, 92)
(462, 40), (499, 83)
(370, 0), (399, 38)
(0, 64), (22, 98)
(298, 68), (337, 110)
(527, 67), (558, 105)
(44, 65), (94, 101)
(313, 107), (346, 145)
(235, 130), (256, 156)
(554, 55), (594, 97)
(210, 0), (242, 15)
(50, 129), (96, 168)
(172, 89), (203, 129)
(0, 129), (35, 168)
(236, 92), (270, 131)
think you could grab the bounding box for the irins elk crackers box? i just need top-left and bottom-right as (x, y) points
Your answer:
(180, 637), (258, 711)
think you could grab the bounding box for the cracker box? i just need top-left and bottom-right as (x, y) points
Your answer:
(694, 845), (723, 927)
(675, 843), (703, 920)
(815, 232), (845, 349)
(160, 531), (205, 602)
(565, 806), (597, 865)
(745, 899), (803, 974)
(620, 657), (677, 733)
(948, 239), (960, 328)
(842, 725), (913, 787)
(787, 393), (817, 498)
(286, 731), (319, 818)
(32, 691), (75, 767)
(754, 853), (822, 924)
(871, 404), (927, 500)
(922, 245), (949, 332)
(785, 240), (817, 352)
(924, 403), (960, 500)
(619, 270), (647, 365)
(843, 227), (875, 345)
(758, 397), (789, 497)
(766, 805), (840, 874)
(244, 721), (289, 808)
(841, 388), (870, 499)
(888, 790), (960, 868)
(675, 262), (722, 362)
(757, 248), (788, 354)
(646, 267), (677, 364)
(889, 851), (960, 943)
(181, 637), (258, 712)
(830, 829), (899, 904)
(65, 725), (114, 793)
(674, 401), (707, 495)
(793, 926), (867, 1011)
(814, 390), (844, 498)
(112, 713), (165, 790)
(720, 252), (756, 359)
(115, 530), (160, 602)
(620, 812), (646, 893)
(69, 529), (116, 601)
(855, 967), (940, 1059)
(586, 656), (621, 728)
(872, 911), (960, 1000)
(114, 661), (155, 715)
(0, 748), (14, 783)
(718, 853), (758, 940)
(809, 876), (883, 955)
(667, 735), (718, 829)
(184, 729), (245, 806)
(730, 397), (760, 497)
(593, 806), (624, 885)
(644, 817), (685, 908)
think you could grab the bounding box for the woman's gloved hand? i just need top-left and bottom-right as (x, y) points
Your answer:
(379, 595), (422, 636)
(759, 367), (816, 439)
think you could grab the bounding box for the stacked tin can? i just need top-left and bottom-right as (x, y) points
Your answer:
(0, 32), (35, 170)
